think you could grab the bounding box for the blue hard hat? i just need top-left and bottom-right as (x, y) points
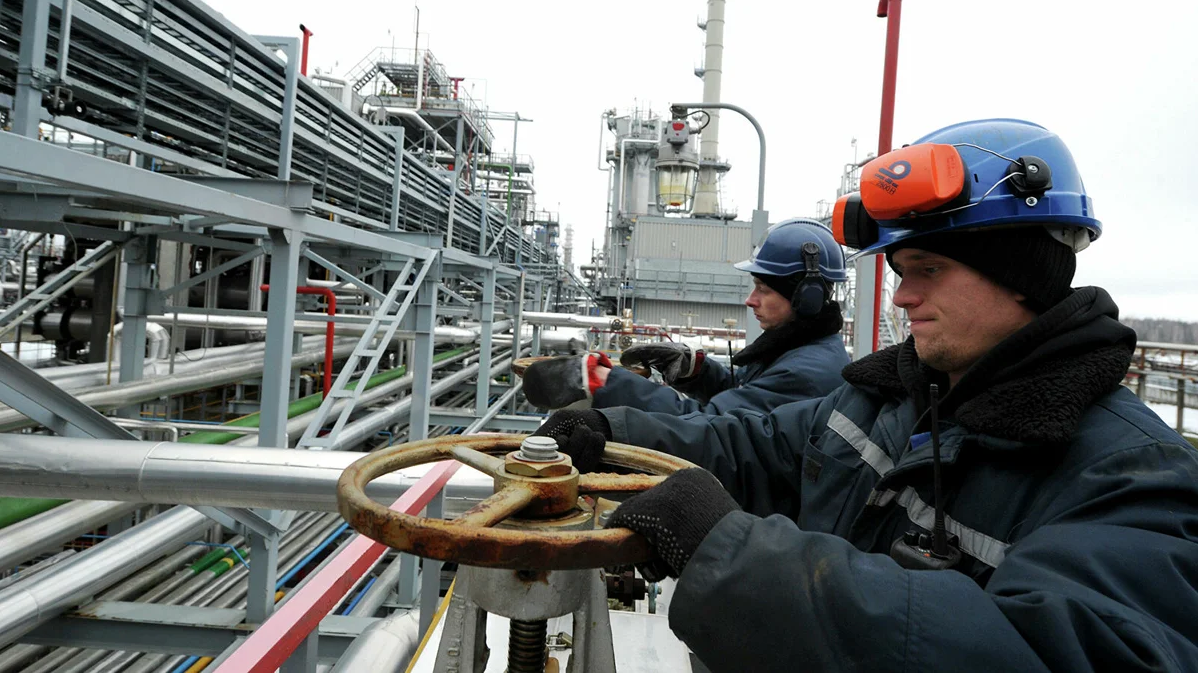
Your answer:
(850, 118), (1101, 259)
(735, 218), (848, 282)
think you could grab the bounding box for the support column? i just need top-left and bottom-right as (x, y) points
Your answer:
(508, 273), (525, 413)
(389, 128), (406, 231)
(744, 208), (770, 345)
(419, 492), (444, 637)
(853, 257), (878, 360)
(407, 254), (441, 442)
(444, 116), (465, 247)
(118, 236), (156, 388)
(13, 0), (49, 138)
(273, 38), (299, 179)
(474, 267), (496, 417)
(246, 530), (281, 625)
(259, 230), (302, 448)
(530, 281), (544, 356)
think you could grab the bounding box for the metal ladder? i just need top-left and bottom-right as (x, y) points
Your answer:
(296, 254), (439, 449)
(0, 240), (125, 339)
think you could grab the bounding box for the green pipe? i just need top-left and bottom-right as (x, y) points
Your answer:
(180, 348), (467, 445)
(188, 546), (240, 574)
(208, 548), (250, 578)
(0, 498), (68, 529)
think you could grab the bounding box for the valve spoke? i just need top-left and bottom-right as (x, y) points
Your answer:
(578, 472), (667, 494)
(450, 483), (538, 528)
(449, 444), (506, 477)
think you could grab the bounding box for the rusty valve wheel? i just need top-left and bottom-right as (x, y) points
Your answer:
(337, 434), (697, 570)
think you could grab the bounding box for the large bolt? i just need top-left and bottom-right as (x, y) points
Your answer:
(519, 436), (561, 462)
(505, 437), (572, 477)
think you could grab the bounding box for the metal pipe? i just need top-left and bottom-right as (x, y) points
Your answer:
(225, 347), (477, 447)
(0, 435), (494, 512)
(0, 506), (211, 647)
(325, 354), (516, 452)
(147, 313), (478, 345)
(616, 137), (658, 218)
(0, 550), (76, 591)
(56, 0), (75, 82)
(464, 381), (521, 434)
(521, 311), (621, 329)
(0, 500), (139, 570)
(35, 335), (331, 390)
(98, 542), (209, 602)
(0, 341), (357, 432)
(0, 643), (46, 671)
(348, 554), (405, 617)
(262, 284), (336, 396)
(330, 610), (420, 673)
(669, 101), (766, 212)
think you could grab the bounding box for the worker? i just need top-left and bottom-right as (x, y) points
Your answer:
(533, 119), (1198, 671)
(521, 219), (849, 416)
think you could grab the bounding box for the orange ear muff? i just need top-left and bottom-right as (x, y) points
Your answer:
(860, 143), (968, 220)
(832, 193), (877, 249)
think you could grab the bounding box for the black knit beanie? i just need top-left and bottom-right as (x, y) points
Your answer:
(751, 272), (802, 302)
(885, 227), (1076, 312)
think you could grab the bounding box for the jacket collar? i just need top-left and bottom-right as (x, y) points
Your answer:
(841, 287), (1135, 446)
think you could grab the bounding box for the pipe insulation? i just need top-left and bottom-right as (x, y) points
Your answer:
(0, 500), (140, 570)
(147, 313), (485, 345)
(0, 506), (211, 648)
(0, 341), (359, 432)
(0, 435), (494, 512)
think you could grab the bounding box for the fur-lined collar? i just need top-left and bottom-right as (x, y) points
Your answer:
(841, 287), (1136, 445)
(733, 301), (843, 369)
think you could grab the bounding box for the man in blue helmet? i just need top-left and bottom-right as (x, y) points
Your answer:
(520, 219), (849, 417)
(532, 119), (1198, 670)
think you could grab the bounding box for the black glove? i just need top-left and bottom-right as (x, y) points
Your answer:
(522, 352), (611, 410)
(606, 469), (739, 581)
(619, 342), (703, 385)
(531, 409), (612, 473)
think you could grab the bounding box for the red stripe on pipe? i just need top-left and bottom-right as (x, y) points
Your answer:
(213, 461), (461, 673)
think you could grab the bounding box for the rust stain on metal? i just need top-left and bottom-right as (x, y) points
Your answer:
(336, 434), (700, 570)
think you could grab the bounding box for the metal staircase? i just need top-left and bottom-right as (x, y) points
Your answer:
(295, 254), (439, 449)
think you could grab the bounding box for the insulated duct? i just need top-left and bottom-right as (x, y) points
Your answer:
(0, 435), (494, 511)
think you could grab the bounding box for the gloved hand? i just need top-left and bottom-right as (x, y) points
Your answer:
(531, 409), (612, 473)
(522, 352), (612, 410)
(606, 469), (739, 581)
(620, 342), (704, 385)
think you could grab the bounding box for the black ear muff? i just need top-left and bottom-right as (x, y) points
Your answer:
(832, 193), (879, 249)
(792, 242), (828, 318)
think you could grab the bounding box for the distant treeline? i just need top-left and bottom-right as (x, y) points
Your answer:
(1122, 318), (1198, 345)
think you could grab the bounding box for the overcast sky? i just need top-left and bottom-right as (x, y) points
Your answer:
(205, 0), (1198, 321)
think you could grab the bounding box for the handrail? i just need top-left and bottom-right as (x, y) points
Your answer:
(213, 461), (460, 673)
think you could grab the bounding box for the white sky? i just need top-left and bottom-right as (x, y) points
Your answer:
(204, 0), (1198, 321)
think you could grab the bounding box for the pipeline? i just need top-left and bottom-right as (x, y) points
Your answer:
(225, 347), (482, 448)
(329, 610), (420, 673)
(0, 500), (140, 570)
(0, 341), (358, 432)
(184, 347), (470, 445)
(0, 505), (212, 648)
(148, 313), (481, 345)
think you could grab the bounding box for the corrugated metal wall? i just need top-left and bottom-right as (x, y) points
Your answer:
(631, 219), (752, 262)
(633, 299), (747, 329)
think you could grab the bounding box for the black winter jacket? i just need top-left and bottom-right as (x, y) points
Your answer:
(598, 287), (1198, 672)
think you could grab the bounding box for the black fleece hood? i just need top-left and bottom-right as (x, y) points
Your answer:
(842, 287), (1136, 444)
